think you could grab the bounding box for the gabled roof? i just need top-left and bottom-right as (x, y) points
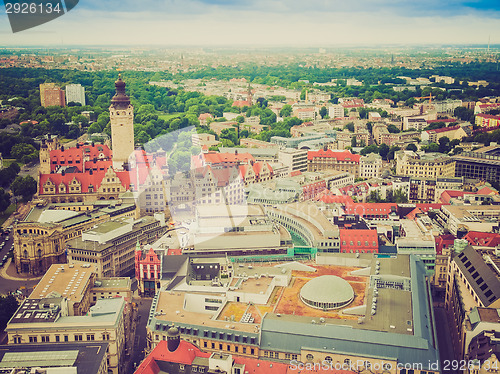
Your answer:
(39, 168), (130, 194)
(463, 231), (500, 247)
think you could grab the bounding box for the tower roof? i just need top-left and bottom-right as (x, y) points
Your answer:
(111, 74), (130, 109)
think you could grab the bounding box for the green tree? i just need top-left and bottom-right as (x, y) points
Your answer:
(0, 295), (19, 331)
(344, 122), (355, 132)
(11, 175), (37, 202)
(11, 143), (36, 161)
(387, 124), (400, 133)
(280, 105), (292, 118)
(406, 143), (417, 152)
(379, 143), (390, 159)
(319, 106), (328, 119)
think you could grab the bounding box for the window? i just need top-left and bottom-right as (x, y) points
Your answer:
(74, 334), (83, 341)
(29, 336), (37, 343)
(41, 335), (50, 342)
(306, 354), (314, 361)
(87, 334), (95, 341)
(64, 335), (69, 342)
(13, 336), (21, 344)
(55, 335), (60, 342)
(324, 356), (332, 363)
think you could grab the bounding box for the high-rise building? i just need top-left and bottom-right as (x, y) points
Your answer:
(110, 75), (134, 170)
(65, 83), (86, 106)
(39, 83), (65, 107)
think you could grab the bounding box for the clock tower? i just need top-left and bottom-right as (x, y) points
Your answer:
(109, 75), (134, 170)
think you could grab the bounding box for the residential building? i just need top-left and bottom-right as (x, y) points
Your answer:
(396, 219), (436, 275)
(40, 83), (65, 107)
(65, 83), (86, 106)
(421, 125), (468, 143)
(359, 153), (382, 179)
(433, 99), (462, 114)
(192, 133), (219, 148)
(445, 245), (500, 359)
(328, 104), (344, 118)
(395, 151), (455, 179)
(475, 113), (500, 128)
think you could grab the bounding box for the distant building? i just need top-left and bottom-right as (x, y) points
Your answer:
(453, 145), (500, 183)
(40, 83), (65, 107)
(65, 83), (86, 106)
(307, 149), (360, 178)
(395, 151), (455, 179)
(359, 153), (382, 179)
(475, 113), (500, 128)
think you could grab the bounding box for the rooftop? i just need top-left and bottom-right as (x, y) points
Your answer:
(30, 263), (95, 303)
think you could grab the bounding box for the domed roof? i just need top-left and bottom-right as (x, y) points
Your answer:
(110, 74), (130, 109)
(300, 275), (354, 310)
(167, 326), (179, 336)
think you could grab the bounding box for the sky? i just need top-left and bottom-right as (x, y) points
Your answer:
(0, 0), (499, 46)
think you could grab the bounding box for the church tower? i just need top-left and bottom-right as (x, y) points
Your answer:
(109, 75), (134, 170)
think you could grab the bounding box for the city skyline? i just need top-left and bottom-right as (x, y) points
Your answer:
(1, 0), (500, 46)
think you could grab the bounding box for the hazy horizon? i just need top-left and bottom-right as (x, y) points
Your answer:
(1, 0), (499, 47)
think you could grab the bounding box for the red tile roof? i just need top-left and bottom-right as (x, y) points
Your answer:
(464, 231), (500, 247)
(426, 125), (460, 134)
(340, 228), (378, 253)
(307, 150), (360, 162)
(39, 167), (130, 195)
(134, 340), (291, 374)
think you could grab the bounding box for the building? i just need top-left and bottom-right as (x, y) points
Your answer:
(359, 153), (382, 179)
(0, 342), (109, 374)
(421, 125), (468, 143)
(476, 114), (500, 128)
(307, 150), (360, 177)
(278, 148), (308, 174)
(6, 297), (126, 374)
(396, 219), (436, 275)
(433, 99), (462, 114)
(265, 201), (340, 253)
(6, 263), (131, 374)
(328, 104), (344, 118)
(453, 146), (500, 183)
(184, 204), (292, 256)
(437, 204), (500, 236)
(66, 214), (167, 277)
(395, 151), (455, 179)
(146, 254), (439, 373)
(135, 338), (292, 374)
(13, 200), (137, 276)
(445, 245), (500, 359)
(110, 75), (134, 170)
(192, 133), (219, 148)
(65, 83), (86, 106)
(466, 329), (500, 374)
(40, 83), (65, 107)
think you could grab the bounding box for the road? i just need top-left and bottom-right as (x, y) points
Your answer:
(126, 297), (153, 373)
(433, 306), (458, 374)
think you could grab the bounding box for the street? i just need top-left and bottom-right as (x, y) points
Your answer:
(433, 306), (458, 374)
(125, 297), (153, 374)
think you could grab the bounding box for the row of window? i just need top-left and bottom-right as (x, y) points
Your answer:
(16, 333), (110, 344)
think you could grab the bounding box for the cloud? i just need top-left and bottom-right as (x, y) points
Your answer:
(0, 0), (499, 45)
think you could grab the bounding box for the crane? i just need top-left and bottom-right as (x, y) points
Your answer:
(415, 93), (434, 104)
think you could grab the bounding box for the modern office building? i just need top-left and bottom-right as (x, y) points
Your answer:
(453, 146), (500, 183)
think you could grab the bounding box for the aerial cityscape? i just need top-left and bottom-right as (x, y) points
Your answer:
(0, 1), (500, 374)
